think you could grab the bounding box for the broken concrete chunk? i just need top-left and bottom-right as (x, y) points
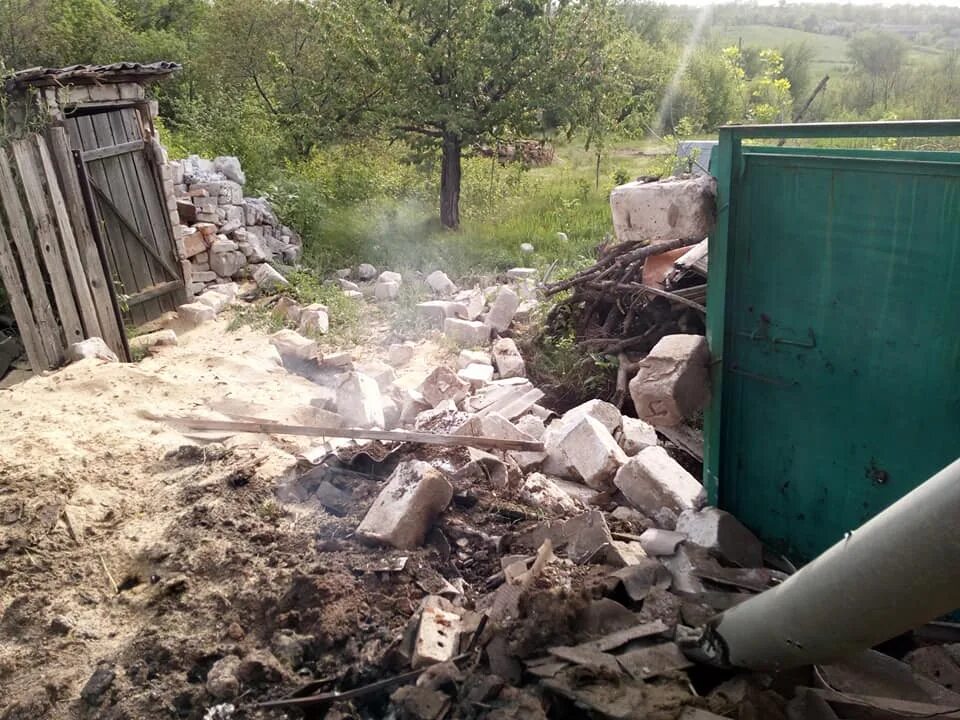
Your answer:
(336, 372), (385, 429)
(515, 414), (545, 440)
(178, 302), (216, 326)
(356, 359), (397, 390)
(253, 263), (289, 291)
(519, 473), (581, 514)
(418, 366), (471, 407)
(613, 446), (704, 516)
(388, 342), (416, 367)
(128, 329), (177, 354)
(67, 337), (119, 364)
(355, 461), (453, 549)
(562, 399), (623, 435)
(485, 286), (520, 332)
(556, 416), (627, 489)
(675, 507), (763, 568)
(443, 318), (491, 346)
(209, 282), (238, 301)
(454, 288), (486, 320)
(298, 303), (329, 335)
(491, 337), (525, 378)
(630, 334), (710, 427)
(661, 544), (706, 594)
(610, 174), (716, 245)
(417, 300), (469, 325)
(457, 349), (492, 369)
(357, 263), (377, 280)
(457, 363), (494, 388)
(374, 280), (401, 300)
(425, 270), (457, 296)
(618, 416), (659, 455)
(196, 290), (230, 313)
(507, 267), (537, 280)
(270, 329), (318, 362)
(412, 604), (463, 669)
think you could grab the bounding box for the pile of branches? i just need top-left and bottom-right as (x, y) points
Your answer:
(543, 236), (706, 357)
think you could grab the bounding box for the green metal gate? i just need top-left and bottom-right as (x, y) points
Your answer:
(705, 121), (960, 562)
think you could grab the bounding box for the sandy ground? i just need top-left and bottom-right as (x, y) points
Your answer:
(0, 310), (455, 719)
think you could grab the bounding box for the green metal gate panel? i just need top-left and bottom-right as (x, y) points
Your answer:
(705, 121), (960, 562)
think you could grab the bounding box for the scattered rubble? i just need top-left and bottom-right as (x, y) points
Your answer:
(630, 334), (711, 427)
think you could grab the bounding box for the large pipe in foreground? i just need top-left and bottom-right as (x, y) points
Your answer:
(700, 457), (960, 671)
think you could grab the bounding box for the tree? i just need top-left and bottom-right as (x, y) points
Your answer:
(381, 0), (627, 229)
(848, 31), (907, 110)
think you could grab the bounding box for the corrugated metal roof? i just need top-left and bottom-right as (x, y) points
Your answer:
(5, 61), (180, 93)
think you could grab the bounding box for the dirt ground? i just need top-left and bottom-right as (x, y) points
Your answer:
(0, 308), (473, 719)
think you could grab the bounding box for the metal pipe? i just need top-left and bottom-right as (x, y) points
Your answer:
(699, 457), (960, 671)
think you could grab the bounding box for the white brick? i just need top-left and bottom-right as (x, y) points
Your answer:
(457, 349), (492, 369)
(178, 302), (216, 326)
(485, 286), (520, 332)
(425, 270), (457, 295)
(443, 318), (490, 346)
(675, 507), (762, 568)
(556, 416), (628, 489)
(253, 263), (289, 291)
(270, 329), (317, 362)
(507, 267), (537, 280)
(195, 291), (230, 314)
(618, 416), (659, 455)
(491, 337), (525, 378)
(418, 367), (470, 407)
(374, 280), (400, 300)
(613, 446), (704, 515)
(457, 363), (494, 388)
(610, 175), (716, 244)
(413, 605), (462, 668)
(630, 334), (710, 427)
(336, 372), (385, 429)
(417, 301), (468, 324)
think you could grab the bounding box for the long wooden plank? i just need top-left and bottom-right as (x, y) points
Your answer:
(121, 108), (184, 311)
(0, 150), (61, 363)
(144, 413), (547, 452)
(11, 138), (85, 348)
(125, 279), (181, 306)
(80, 114), (146, 326)
(80, 139), (145, 162)
(45, 127), (127, 358)
(0, 218), (46, 370)
(36, 134), (102, 340)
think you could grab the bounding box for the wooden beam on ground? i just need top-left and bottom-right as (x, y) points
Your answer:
(143, 413), (547, 452)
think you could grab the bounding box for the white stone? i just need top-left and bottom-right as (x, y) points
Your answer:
(453, 289), (485, 320)
(556, 416), (628, 489)
(178, 302), (216, 326)
(195, 291), (230, 313)
(507, 268), (537, 280)
(357, 263), (378, 281)
(618, 416), (659, 455)
(210, 249), (245, 278)
(425, 270), (457, 295)
(270, 329), (317, 362)
(457, 363), (494, 388)
(387, 343), (416, 367)
(443, 318), (490, 346)
(491, 337), (525, 378)
(339, 278), (360, 292)
(630, 334), (711, 427)
(253, 263), (289, 291)
(67, 337), (118, 363)
(356, 359), (397, 390)
(355, 461), (453, 549)
(417, 300), (468, 324)
(457, 349), (492, 370)
(128, 329), (177, 353)
(378, 270), (402, 284)
(417, 367), (470, 407)
(374, 280), (400, 300)
(213, 156), (246, 185)
(209, 282), (238, 301)
(610, 174), (716, 244)
(413, 605), (462, 668)
(675, 507), (763, 568)
(210, 237), (238, 254)
(485, 286), (520, 333)
(299, 304), (329, 335)
(519, 473), (580, 514)
(515, 414), (546, 440)
(613, 446), (704, 516)
(336, 372), (385, 429)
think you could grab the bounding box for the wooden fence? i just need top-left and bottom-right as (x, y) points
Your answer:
(0, 128), (128, 371)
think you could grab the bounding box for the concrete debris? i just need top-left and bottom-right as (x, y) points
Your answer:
(661, 544), (706, 594)
(196, 290), (230, 314)
(178, 302), (217, 326)
(457, 362), (494, 388)
(336, 372), (385, 429)
(485, 286), (520, 333)
(639, 528), (687, 557)
(609, 174), (716, 245)
(388, 342), (416, 367)
(252, 263), (289, 291)
(617, 416), (659, 455)
(412, 603), (463, 668)
(67, 337), (119, 364)
(269, 329), (318, 362)
(675, 507), (763, 568)
(355, 461), (453, 549)
(614, 446), (705, 516)
(555, 416), (627, 489)
(355, 359), (397, 390)
(453, 288), (485, 320)
(443, 317), (491, 346)
(128, 329), (178, 353)
(357, 263), (378, 280)
(457, 349), (492, 369)
(515, 414), (545, 440)
(375, 280), (401, 300)
(630, 334), (711, 427)
(418, 367), (471, 407)
(560, 399), (623, 435)
(519, 473), (581, 514)
(491, 337), (525, 378)
(378, 270), (403, 284)
(425, 270), (457, 296)
(321, 351), (353, 368)
(298, 304), (329, 335)
(417, 300), (469, 324)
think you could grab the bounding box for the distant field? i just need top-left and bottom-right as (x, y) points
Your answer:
(713, 24), (941, 70)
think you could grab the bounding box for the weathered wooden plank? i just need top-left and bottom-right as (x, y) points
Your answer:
(145, 413), (548, 452)
(0, 149), (62, 363)
(120, 108), (184, 311)
(80, 139), (145, 163)
(125, 279), (181, 306)
(0, 217), (46, 370)
(45, 127), (127, 358)
(36, 134), (102, 340)
(12, 137), (86, 346)
(82, 113), (147, 326)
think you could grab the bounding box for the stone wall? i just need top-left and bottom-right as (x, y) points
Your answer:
(166, 155), (302, 296)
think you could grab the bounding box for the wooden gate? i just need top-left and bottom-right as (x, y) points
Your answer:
(65, 106), (185, 325)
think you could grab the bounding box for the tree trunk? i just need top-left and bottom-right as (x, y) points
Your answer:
(440, 132), (462, 230)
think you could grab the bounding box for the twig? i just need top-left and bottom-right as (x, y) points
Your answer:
(98, 551), (119, 595)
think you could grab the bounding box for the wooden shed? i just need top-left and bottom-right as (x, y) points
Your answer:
(0, 62), (185, 372)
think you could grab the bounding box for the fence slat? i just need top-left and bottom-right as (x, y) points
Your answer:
(45, 127), (127, 359)
(36, 134), (102, 341)
(12, 136), (85, 347)
(0, 216), (46, 370)
(0, 148), (62, 363)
